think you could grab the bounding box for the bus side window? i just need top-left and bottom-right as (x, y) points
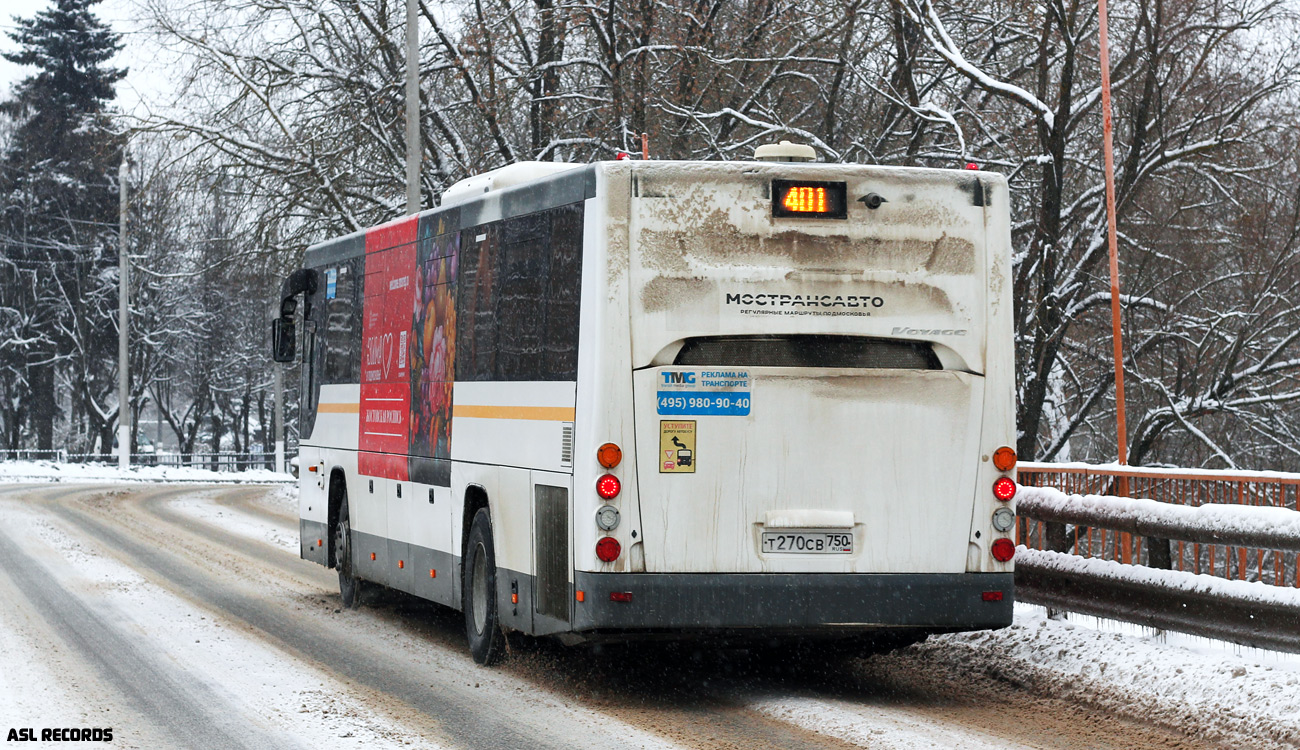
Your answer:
(300, 315), (320, 437)
(544, 203), (583, 380)
(322, 260), (360, 385)
(498, 212), (550, 380)
(456, 227), (499, 381)
(455, 202), (584, 382)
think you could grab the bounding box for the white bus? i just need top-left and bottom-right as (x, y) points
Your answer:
(273, 148), (1019, 665)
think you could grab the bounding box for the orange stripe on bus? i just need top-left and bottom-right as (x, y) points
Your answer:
(317, 403), (360, 413)
(454, 405), (576, 421)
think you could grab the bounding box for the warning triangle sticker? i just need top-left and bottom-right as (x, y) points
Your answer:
(665, 450), (674, 458)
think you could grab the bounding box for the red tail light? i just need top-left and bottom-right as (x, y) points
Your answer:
(610, 591), (633, 602)
(991, 538), (1015, 562)
(596, 537), (621, 562)
(993, 477), (1017, 501)
(982, 591), (1004, 602)
(596, 474), (621, 500)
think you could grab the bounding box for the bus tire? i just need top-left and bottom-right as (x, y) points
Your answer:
(464, 508), (507, 665)
(336, 491), (363, 609)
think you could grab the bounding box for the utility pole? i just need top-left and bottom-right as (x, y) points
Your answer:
(117, 154), (130, 470)
(405, 0), (420, 215)
(1098, 0), (1128, 470)
(1098, 0), (1134, 567)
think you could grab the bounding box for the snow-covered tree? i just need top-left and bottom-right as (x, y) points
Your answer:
(0, 0), (126, 451)
(886, 0), (1300, 466)
(133, 0), (1300, 469)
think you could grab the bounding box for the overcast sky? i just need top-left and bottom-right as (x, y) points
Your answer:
(1, 0), (156, 114)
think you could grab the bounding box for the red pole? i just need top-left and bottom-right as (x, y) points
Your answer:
(1098, 0), (1128, 468)
(1099, 0), (1131, 562)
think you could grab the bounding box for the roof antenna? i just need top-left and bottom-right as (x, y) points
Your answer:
(753, 140), (816, 162)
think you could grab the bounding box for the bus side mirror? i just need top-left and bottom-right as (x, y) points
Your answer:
(272, 317), (296, 362)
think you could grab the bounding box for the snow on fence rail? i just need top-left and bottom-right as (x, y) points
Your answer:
(1015, 463), (1300, 651)
(0, 450), (296, 474)
(1018, 461), (1300, 587)
(1015, 546), (1300, 652)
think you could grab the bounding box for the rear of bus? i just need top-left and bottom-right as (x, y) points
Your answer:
(570, 160), (1016, 641)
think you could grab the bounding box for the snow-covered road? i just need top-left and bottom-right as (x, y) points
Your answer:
(0, 482), (1295, 748)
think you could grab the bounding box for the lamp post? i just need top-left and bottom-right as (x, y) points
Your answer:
(405, 0), (420, 214)
(117, 152), (130, 470)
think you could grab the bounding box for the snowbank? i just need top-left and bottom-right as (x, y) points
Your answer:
(896, 604), (1300, 749)
(0, 459), (292, 484)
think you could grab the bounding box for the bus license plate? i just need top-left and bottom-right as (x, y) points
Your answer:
(761, 531), (853, 554)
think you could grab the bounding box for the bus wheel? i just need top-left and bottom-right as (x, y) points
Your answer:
(336, 492), (363, 609)
(464, 508), (507, 665)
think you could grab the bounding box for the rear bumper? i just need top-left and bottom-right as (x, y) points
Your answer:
(571, 572), (1013, 633)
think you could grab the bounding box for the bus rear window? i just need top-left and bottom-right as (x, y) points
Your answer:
(673, 335), (940, 370)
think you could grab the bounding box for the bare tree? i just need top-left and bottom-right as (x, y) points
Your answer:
(889, 0), (1300, 467)
(115, 0), (1300, 470)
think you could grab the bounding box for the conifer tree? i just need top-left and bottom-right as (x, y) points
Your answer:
(0, 0), (126, 451)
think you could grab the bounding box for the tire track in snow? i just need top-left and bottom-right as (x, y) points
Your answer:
(137, 486), (870, 749)
(111, 483), (1198, 749)
(12, 483), (1214, 750)
(0, 522), (291, 749)
(40, 486), (684, 750)
(0, 492), (448, 749)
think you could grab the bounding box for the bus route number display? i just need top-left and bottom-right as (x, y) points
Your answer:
(771, 180), (848, 219)
(657, 370), (751, 416)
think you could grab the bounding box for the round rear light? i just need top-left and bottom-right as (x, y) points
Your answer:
(993, 477), (1017, 501)
(991, 538), (1015, 562)
(991, 506), (1016, 532)
(597, 443), (623, 469)
(992, 446), (1017, 472)
(596, 505), (620, 531)
(596, 537), (621, 562)
(596, 474), (621, 500)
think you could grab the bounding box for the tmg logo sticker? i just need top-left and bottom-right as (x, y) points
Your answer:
(662, 372), (696, 385)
